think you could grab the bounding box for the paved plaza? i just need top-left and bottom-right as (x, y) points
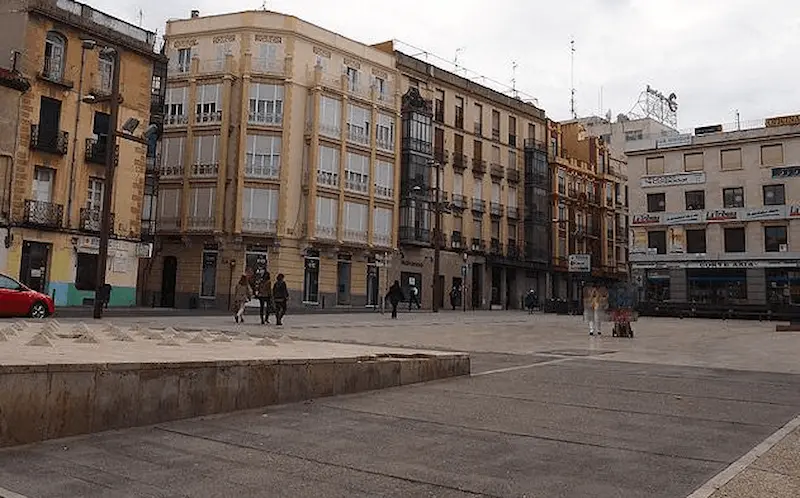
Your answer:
(0, 311), (799, 497)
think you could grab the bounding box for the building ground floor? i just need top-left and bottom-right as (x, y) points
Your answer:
(0, 226), (144, 307)
(634, 261), (800, 307)
(551, 269), (628, 306)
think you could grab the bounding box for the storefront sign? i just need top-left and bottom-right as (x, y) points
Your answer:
(705, 209), (739, 222)
(771, 166), (800, 178)
(632, 213), (662, 226)
(695, 124), (722, 135)
(789, 205), (800, 218)
(640, 172), (706, 188)
(766, 114), (800, 127)
(634, 260), (800, 269)
(655, 134), (692, 148)
(743, 206), (787, 221)
(664, 211), (703, 225)
(668, 227), (685, 254)
(401, 259), (425, 268)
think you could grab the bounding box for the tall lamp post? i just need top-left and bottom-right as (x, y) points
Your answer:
(431, 159), (442, 313)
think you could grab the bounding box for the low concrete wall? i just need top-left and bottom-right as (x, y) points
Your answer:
(0, 353), (469, 448)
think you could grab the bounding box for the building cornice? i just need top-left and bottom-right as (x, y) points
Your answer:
(627, 128), (800, 156)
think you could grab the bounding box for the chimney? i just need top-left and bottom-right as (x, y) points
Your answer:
(190, 10), (199, 18)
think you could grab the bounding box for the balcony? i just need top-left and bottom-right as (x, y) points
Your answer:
(160, 165), (184, 179)
(490, 202), (504, 217)
(373, 232), (392, 247)
(507, 241), (521, 260)
(452, 153), (467, 171)
(509, 134), (517, 147)
(157, 216), (180, 232)
(140, 219), (156, 239)
(471, 158), (486, 175)
(399, 226), (431, 245)
(150, 93), (165, 116)
(79, 207), (114, 233)
(245, 160), (280, 180)
(434, 103), (444, 123)
(345, 179), (369, 194)
(251, 57), (285, 76)
(434, 149), (449, 165)
(471, 198), (485, 213)
(319, 123), (341, 139)
(317, 170), (339, 188)
(401, 137), (432, 155)
(40, 58), (72, 87)
(248, 111), (283, 125)
(374, 183), (393, 199)
(196, 111), (223, 124)
(491, 129), (500, 141)
(343, 229), (368, 245)
(242, 218), (277, 235)
(490, 238), (503, 255)
(315, 225), (337, 240)
(523, 139), (547, 151)
(506, 168), (520, 183)
(85, 137), (108, 165)
(186, 216), (215, 231)
(30, 125), (68, 155)
(506, 206), (519, 219)
(490, 163), (504, 179)
(164, 114), (188, 126)
(23, 200), (63, 229)
(470, 238), (485, 253)
(376, 136), (394, 152)
(145, 156), (158, 174)
(346, 126), (370, 146)
(191, 163), (219, 178)
(450, 232), (465, 250)
(451, 194), (467, 210)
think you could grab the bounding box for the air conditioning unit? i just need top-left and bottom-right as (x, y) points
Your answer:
(779, 244), (788, 252)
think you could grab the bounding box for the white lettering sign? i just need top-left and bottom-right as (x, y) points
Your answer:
(568, 254), (591, 272)
(641, 172), (706, 188)
(664, 212), (703, 225)
(655, 134), (692, 148)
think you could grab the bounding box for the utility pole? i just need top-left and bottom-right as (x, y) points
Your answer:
(432, 160), (441, 313)
(570, 38), (576, 119)
(93, 48), (121, 319)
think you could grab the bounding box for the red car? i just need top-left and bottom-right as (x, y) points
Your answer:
(0, 272), (55, 319)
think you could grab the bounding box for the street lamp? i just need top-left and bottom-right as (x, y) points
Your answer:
(427, 159), (443, 312)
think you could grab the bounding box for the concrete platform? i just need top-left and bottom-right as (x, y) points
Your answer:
(0, 320), (469, 448)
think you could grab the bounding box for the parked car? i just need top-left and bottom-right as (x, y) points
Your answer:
(0, 272), (55, 318)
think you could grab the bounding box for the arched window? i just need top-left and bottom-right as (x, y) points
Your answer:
(44, 31), (66, 81)
(98, 52), (114, 93)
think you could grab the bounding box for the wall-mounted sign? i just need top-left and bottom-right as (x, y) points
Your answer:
(695, 124), (722, 136)
(655, 134), (692, 148)
(685, 260), (800, 269)
(632, 213), (662, 226)
(743, 206), (787, 221)
(664, 211), (703, 225)
(789, 205), (800, 218)
(765, 114), (800, 128)
(401, 259), (425, 268)
(771, 166), (800, 179)
(641, 172), (706, 188)
(705, 209), (739, 222)
(568, 254), (591, 273)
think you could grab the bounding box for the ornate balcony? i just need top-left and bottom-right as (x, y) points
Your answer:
(523, 139), (547, 151)
(434, 149), (449, 165)
(317, 170), (339, 188)
(506, 168), (520, 183)
(23, 200), (63, 229)
(451, 194), (467, 210)
(159, 165), (184, 179)
(471, 158), (486, 175)
(471, 198), (485, 214)
(30, 125), (68, 155)
(374, 183), (393, 199)
(186, 216), (215, 231)
(79, 207), (114, 233)
(84, 137), (119, 166)
(191, 163), (219, 178)
(470, 238), (485, 253)
(315, 225), (337, 240)
(196, 111), (223, 124)
(489, 238), (504, 255)
(242, 218), (277, 234)
(248, 111), (283, 125)
(399, 226), (431, 245)
(245, 160), (279, 179)
(343, 229), (368, 245)
(490, 163), (504, 179)
(507, 207), (519, 219)
(490, 202), (504, 217)
(452, 153), (467, 171)
(450, 231), (465, 250)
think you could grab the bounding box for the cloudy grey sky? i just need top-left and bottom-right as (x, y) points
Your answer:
(89, 0), (800, 129)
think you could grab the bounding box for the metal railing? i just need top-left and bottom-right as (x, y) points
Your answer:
(506, 206), (519, 219)
(248, 111), (283, 125)
(490, 202), (504, 217)
(343, 229), (368, 244)
(399, 226), (431, 244)
(23, 200), (63, 229)
(374, 184), (393, 199)
(191, 163), (219, 177)
(346, 126), (370, 145)
(451, 232), (465, 250)
(84, 137), (108, 165)
(315, 225), (337, 239)
(242, 218), (277, 234)
(490, 238), (504, 255)
(164, 114), (188, 126)
(507, 168), (520, 183)
(451, 194), (467, 209)
(471, 198), (485, 213)
(160, 165), (184, 179)
(472, 158), (486, 175)
(317, 170), (339, 187)
(452, 153), (467, 170)
(523, 138), (547, 151)
(373, 233), (392, 247)
(376, 137), (394, 151)
(30, 125), (68, 155)
(490, 163), (504, 178)
(470, 238), (485, 253)
(157, 216), (180, 231)
(186, 216), (215, 230)
(79, 207), (114, 233)
(345, 179), (369, 194)
(245, 161), (280, 179)
(196, 111), (223, 124)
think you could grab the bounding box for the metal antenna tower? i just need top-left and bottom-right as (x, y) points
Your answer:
(454, 47), (464, 76)
(511, 61), (518, 98)
(570, 38), (576, 118)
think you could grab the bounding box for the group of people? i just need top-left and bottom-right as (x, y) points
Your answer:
(231, 271), (289, 326)
(385, 280), (422, 318)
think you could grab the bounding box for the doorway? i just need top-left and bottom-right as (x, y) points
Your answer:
(245, 247), (268, 308)
(337, 257), (351, 305)
(160, 256), (177, 307)
(471, 263), (483, 309)
(451, 276), (463, 309)
(491, 266), (502, 306)
(20, 241), (51, 293)
(507, 270), (517, 309)
(436, 274), (445, 310)
(366, 262), (379, 307)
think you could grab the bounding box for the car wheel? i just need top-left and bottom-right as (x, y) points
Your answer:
(29, 301), (48, 319)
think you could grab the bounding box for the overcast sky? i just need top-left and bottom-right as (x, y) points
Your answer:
(88, 0), (800, 130)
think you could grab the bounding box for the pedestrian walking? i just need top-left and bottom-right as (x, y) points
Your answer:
(272, 273), (289, 326)
(449, 285), (460, 310)
(232, 274), (252, 323)
(408, 284), (421, 310)
(386, 280), (404, 319)
(254, 271), (273, 325)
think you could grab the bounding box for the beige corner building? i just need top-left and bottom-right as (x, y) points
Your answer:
(146, 10), (401, 310)
(627, 116), (800, 313)
(0, 0), (163, 307)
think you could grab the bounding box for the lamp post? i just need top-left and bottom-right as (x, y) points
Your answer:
(431, 159), (441, 313)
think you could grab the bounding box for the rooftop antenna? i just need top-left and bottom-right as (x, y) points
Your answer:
(454, 47), (464, 75)
(735, 109), (741, 130)
(261, 0), (267, 10)
(570, 38), (576, 119)
(137, 8), (143, 26)
(511, 61), (518, 98)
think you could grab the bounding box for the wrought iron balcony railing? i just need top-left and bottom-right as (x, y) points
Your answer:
(490, 163), (504, 179)
(471, 158), (486, 175)
(30, 125), (68, 155)
(471, 198), (485, 213)
(490, 202), (504, 217)
(399, 226), (431, 244)
(507, 207), (519, 219)
(470, 238), (485, 253)
(452, 153), (467, 171)
(489, 238), (503, 255)
(23, 200), (63, 229)
(79, 207), (114, 233)
(451, 194), (467, 210)
(507, 168), (520, 183)
(450, 232), (465, 250)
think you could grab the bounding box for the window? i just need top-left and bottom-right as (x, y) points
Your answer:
(508, 223), (517, 240)
(249, 83), (283, 124)
(200, 249), (218, 297)
(376, 113), (394, 151)
(373, 207), (392, 246)
(474, 180), (483, 200)
(491, 220), (500, 239)
(374, 160), (393, 198)
(345, 66), (359, 92)
(193, 135), (220, 175)
(761, 144), (783, 166)
(645, 156), (664, 175)
(491, 110), (500, 140)
(157, 188), (181, 228)
(32, 166), (54, 202)
(508, 149), (517, 169)
(43, 32), (66, 81)
(491, 145), (501, 165)
(473, 103), (483, 135)
(373, 76), (388, 101)
(176, 48), (192, 73)
(253, 42), (279, 71)
(763, 185), (785, 206)
(721, 148), (742, 171)
(686, 229), (707, 254)
(87, 178), (104, 211)
(473, 218), (483, 239)
(527, 123), (536, 140)
(723, 187), (744, 208)
(765, 226), (788, 253)
(242, 188), (279, 232)
(647, 193), (666, 212)
(507, 186), (518, 208)
(0, 274), (21, 290)
(188, 187), (216, 226)
(454, 96), (464, 129)
(625, 130), (643, 141)
(315, 196), (338, 239)
(346, 104), (370, 145)
(245, 135), (281, 178)
(557, 203), (566, 222)
(303, 250), (320, 303)
(161, 137), (185, 176)
(434, 89), (445, 122)
(165, 87), (188, 125)
(559, 171), (566, 195)
(403, 112), (432, 153)
(317, 145), (339, 187)
(343, 201), (368, 242)
(98, 52), (114, 94)
(685, 190), (705, 210)
(345, 152), (369, 193)
(75, 253), (97, 291)
(684, 152), (704, 172)
(141, 177), (156, 232)
(195, 84), (221, 123)
(508, 116), (517, 145)
(648, 231), (667, 254)
(453, 173), (463, 194)
(319, 96), (342, 137)
(724, 227), (746, 253)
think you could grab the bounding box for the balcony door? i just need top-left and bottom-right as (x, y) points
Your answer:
(39, 97), (61, 135)
(33, 167), (53, 202)
(20, 240), (51, 294)
(87, 178), (104, 211)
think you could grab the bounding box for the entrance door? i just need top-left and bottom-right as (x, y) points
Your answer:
(506, 270), (517, 309)
(436, 274), (444, 309)
(366, 263), (379, 307)
(245, 249), (268, 308)
(491, 266), (502, 306)
(337, 259), (351, 305)
(160, 256), (177, 307)
(451, 276), (463, 309)
(471, 263), (482, 309)
(20, 241), (50, 293)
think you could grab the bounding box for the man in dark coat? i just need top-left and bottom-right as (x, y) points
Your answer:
(385, 280), (404, 319)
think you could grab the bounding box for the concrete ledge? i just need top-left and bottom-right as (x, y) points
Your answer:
(0, 353), (469, 448)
